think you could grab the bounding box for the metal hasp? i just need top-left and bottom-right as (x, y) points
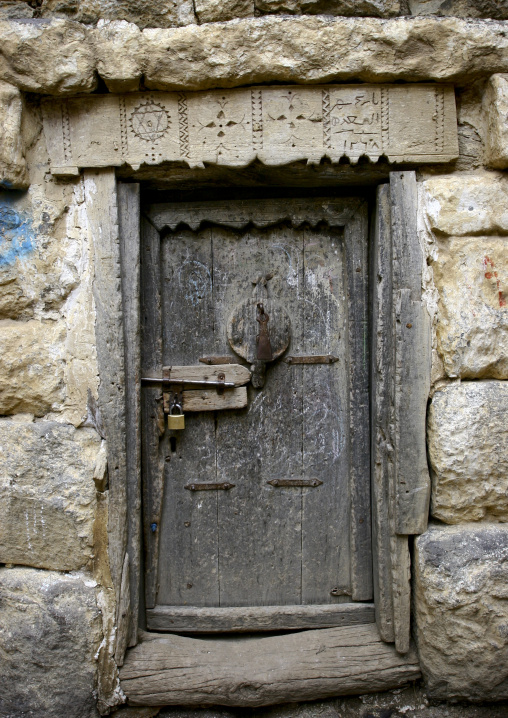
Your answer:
(285, 355), (339, 365)
(185, 482), (236, 491)
(267, 478), (324, 487)
(251, 302), (273, 389)
(141, 377), (235, 389)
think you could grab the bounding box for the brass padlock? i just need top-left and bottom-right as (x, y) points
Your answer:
(168, 402), (185, 430)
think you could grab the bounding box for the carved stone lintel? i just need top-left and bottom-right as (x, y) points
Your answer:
(42, 84), (458, 176)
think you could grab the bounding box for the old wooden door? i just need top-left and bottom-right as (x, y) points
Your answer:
(141, 197), (372, 633)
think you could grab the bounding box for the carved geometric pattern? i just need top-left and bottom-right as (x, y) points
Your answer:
(129, 99), (170, 143)
(119, 96), (128, 157)
(251, 88), (263, 151)
(381, 88), (389, 154)
(178, 92), (190, 160)
(61, 100), (72, 163)
(435, 86), (445, 153)
(42, 84), (459, 175)
(322, 89), (331, 149)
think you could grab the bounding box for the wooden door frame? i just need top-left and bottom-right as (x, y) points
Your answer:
(85, 168), (430, 703)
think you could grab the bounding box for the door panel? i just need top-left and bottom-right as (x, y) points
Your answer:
(141, 198), (371, 624)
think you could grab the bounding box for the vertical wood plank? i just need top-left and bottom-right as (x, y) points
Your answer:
(157, 227), (220, 607)
(214, 224), (304, 606)
(118, 182), (141, 647)
(140, 216), (164, 609)
(301, 226), (351, 603)
(370, 183), (395, 643)
(390, 172), (431, 536)
(85, 169), (127, 604)
(115, 552), (131, 666)
(391, 534), (411, 654)
(345, 202), (372, 602)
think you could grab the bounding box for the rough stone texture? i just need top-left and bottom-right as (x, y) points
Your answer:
(427, 383), (508, 523)
(0, 319), (65, 415)
(0, 566), (102, 718)
(92, 20), (142, 93)
(140, 17), (508, 92)
(0, 18), (96, 95)
(159, 698), (508, 718)
(414, 523), (508, 702)
(423, 173), (508, 236)
(455, 80), (485, 171)
(0, 419), (101, 570)
(195, 0), (254, 23)
(256, 0), (405, 15)
(409, 0), (508, 19)
(485, 74), (508, 169)
(40, 0), (196, 29)
(0, 17), (506, 96)
(0, 1), (34, 20)
(0, 187), (81, 321)
(0, 81), (27, 189)
(432, 236), (508, 379)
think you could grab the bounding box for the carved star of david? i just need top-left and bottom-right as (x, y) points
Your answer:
(129, 100), (170, 143)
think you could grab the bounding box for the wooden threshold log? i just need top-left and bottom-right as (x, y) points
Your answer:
(120, 625), (421, 707)
(146, 603), (375, 633)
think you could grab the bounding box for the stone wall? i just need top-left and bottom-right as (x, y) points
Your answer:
(0, 3), (507, 716)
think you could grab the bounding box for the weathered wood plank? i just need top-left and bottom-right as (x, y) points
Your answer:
(391, 534), (411, 655)
(120, 625), (421, 707)
(115, 552), (131, 666)
(157, 226), (220, 607)
(182, 387), (247, 412)
(390, 172), (431, 536)
(118, 181), (141, 647)
(301, 225), (351, 603)
(370, 183), (396, 644)
(345, 202), (372, 602)
(85, 169), (127, 604)
(394, 290), (432, 535)
(149, 197), (360, 233)
(157, 363), (251, 386)
(140, 216), (164, 610)
(146, 603), (375, 633)
(213, 223), (304, 607)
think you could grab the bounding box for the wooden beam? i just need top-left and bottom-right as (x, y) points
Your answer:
(370, 183), (395, 644)
(390, 172), (431, 536)
(148, 196), (361, 232)
(120, 625), (420, 707)
(118, 181), (141, 648)
(86, 169), (127, 604)
(346, 201), (372, 602)
(146, 603), (375, 633)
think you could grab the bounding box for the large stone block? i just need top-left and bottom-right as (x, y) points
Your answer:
(141, 17), (508, 92)
(0, 419), (101, 570)
(195, 0), (254, 23)
(0, 191), (80, 320)
(432, 236), (508, 379)
(41, 0), (196, 29)
(256, 0), (403, 15)
(428, 382), (508, 523)
(0, 18), (96, 95)
(485, 74), (508, 169)
(0, 80), (27, 189)
(409, 0), (508, 18)
(414, 524), (508, 701)
(0, 566), (101, 718)
(92, 20), (142, 93)
(423, 173), (508, 236)
(0, 319), (65, 415)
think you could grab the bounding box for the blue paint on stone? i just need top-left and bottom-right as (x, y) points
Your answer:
(0, 197), (35, 268)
